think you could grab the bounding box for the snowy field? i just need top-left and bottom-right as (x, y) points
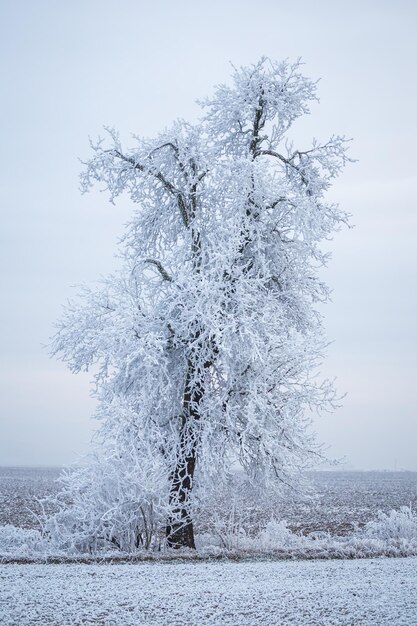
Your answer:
(2, 467), (417, 534)
(0, 466), (61, 529)
(1, 557), (417, 625)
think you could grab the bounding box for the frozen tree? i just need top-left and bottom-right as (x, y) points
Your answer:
(51, 58), (351, 550)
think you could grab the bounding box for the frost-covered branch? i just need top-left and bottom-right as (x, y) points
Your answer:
(144, 259), (173, 282)
(109, 149), (191, 228)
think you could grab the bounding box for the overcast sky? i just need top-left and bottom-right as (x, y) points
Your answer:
(1, 0), (416, 469)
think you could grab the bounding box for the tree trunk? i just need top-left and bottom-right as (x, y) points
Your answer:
(166, 444), (197, 549)
(166, 225), (207, 549)
(166, 355), (203, 549)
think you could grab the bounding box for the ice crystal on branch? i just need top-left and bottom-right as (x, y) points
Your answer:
(51, 58), (352, 550)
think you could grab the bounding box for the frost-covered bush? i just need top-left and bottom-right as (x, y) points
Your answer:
(45, 471), (162, 553)
(44, 425), (170, 552)
(256, 519), (305, 550)
(363, 506), (417, 542)
(0, 525), (45, 558)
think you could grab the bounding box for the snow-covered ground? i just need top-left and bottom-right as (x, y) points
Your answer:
(1, 557), (416, 626)
(1, 470), (416, 624)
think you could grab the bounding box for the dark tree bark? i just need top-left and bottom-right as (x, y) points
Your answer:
(166, 355), (203, 549)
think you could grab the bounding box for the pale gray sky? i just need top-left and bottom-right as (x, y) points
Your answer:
(0, 0), (416, 468)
